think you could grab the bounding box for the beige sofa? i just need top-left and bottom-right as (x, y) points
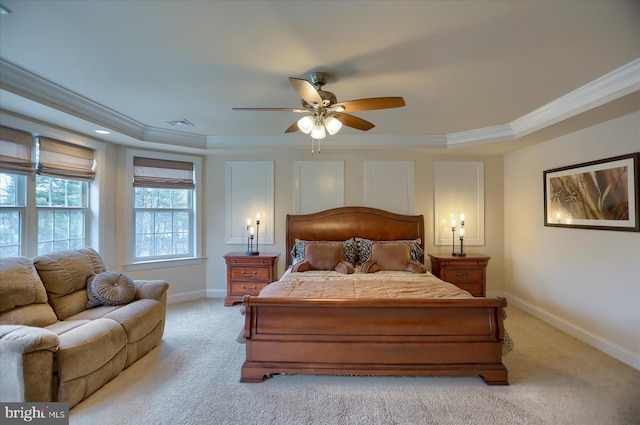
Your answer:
(0, 248), (169, 408)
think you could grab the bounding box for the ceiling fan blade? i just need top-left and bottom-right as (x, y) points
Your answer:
(289, 77), (323, 107)
(285, 122), (299, 133)
(333, 97), (405, 112)
(334, 113), (375, 131)
(232, 107), (308, 112)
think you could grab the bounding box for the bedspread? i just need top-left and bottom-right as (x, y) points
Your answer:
(258, 268), (474, 299)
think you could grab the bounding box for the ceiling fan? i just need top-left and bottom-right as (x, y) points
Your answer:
(232, 72), (405, 141)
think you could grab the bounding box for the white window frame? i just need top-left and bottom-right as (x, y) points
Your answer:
(0, 122), (105, 258)
(34, 174), (90, 255)
(0, 172), (27, 257)
(123, 149), (203, 270)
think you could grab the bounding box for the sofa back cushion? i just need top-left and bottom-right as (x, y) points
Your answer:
(33, 248), (107, 320)
(0, 257), (58, 327)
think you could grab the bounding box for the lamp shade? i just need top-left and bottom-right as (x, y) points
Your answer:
(324, 116), (342, 135)
(297, 116), (314, 134)
(310, 123), (326, 139)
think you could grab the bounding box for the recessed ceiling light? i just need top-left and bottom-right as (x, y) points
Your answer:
(95, 130), (110, 135)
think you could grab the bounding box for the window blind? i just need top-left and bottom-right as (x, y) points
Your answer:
(37, 137), (96, 181)
(133, 157), (195, 189)
(0, 126), (36, 175)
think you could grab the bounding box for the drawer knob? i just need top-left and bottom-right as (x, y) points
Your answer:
(241, 271), (258, 276)
(455, 272), (472, 278)
(241, 285), (257, 290)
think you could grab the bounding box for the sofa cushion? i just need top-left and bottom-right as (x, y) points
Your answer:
(55, 318), (126, 383)
(103, 299), (164, 344)
(65, 305), (122, 321)
(34, 248), (107, 320)
(87, 271), (136, 308)
(0, 257), (58, 327)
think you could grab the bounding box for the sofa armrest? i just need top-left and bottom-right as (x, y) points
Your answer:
(0, 325), (59, 402)
(133, 280), (169, 301)
(0, 325), (59, 354)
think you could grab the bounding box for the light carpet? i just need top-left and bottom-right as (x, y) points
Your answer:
(69, 299), (640, 425)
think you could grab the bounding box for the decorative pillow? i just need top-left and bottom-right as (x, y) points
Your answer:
(291, 241), (354, 274)
(356, 238), (423, 265)
(86, 271), (136, 308)
(360, 241), (426, 274)
(290, 238), (356, 266)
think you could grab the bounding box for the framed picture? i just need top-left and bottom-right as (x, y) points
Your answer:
(543, 152), (639, 232)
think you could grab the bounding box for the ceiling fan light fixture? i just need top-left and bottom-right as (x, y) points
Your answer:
(310, 122), (326, 140)
(297, 115), (314, 134)
(324, 116), (342, 135)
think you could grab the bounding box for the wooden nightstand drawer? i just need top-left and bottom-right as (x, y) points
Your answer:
(230, 282), (268, 296)
(428, 254), (490, 297)
(230, 267), (269, 282)
(442, 268), (483, 284)
(452, 283), (483, 297)
(224, 252), (279, 306)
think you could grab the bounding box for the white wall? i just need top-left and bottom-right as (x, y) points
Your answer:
(205, 150), (505, 298)
(504, 111), (640, 370)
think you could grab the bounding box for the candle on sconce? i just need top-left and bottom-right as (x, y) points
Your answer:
(247, 218), (251, 227)
(453, 213), (467, 257)
(254, 212), (261, 256)
(250, 226), (254, 236)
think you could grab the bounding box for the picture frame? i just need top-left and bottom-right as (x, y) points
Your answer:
(543, 152), (639, 232)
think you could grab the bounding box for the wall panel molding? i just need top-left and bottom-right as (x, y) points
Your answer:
(434, 161), (485, 246)
(293, 161), (344, 214)
(225, 161), (274, 245)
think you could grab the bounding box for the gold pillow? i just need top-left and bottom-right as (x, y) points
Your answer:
(291, 241), (354, 274)
(361, 242), (426, 273)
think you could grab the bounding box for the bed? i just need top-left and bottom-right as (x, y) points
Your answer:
(240, 206), (509, 385)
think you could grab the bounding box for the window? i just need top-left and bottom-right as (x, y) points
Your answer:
(0, 126), (96, 257)
(0, 172), (26, 257)
(36, 175), (89, 254)
(132, 156), (196, 262)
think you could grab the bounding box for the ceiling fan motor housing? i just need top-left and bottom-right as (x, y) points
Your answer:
(302, 89), (337, 109)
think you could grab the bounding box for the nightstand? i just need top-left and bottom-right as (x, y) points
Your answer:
(224, 252), (279, 306)
(428, 253), (490, 297)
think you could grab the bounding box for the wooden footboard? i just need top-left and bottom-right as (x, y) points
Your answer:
(241, 296), (509, 385)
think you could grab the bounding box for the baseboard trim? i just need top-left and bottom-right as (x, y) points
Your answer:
(504, 292), (640, 371)
(167, 290), (207, 304)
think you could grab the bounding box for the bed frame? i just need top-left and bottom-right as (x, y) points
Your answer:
(241, 206), (508, 385)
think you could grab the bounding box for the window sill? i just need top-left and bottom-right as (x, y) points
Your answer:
(122, 256), (206, 272)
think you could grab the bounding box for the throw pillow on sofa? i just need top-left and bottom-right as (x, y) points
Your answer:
(87, 271), (136, 308)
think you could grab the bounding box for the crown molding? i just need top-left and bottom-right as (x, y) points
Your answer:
(445, 58), (640, 148)
(0, 59), (207, 148)
(1, 57), (638, 151)
(509, 58), (640, 138)
(205, 133), (447, 149)
(0, 59), (145, 138)
(446, 124), (514, 147)
(143, 126), (208, 149)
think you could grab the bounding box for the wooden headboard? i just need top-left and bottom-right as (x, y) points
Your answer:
(286, 206), (425, 268)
